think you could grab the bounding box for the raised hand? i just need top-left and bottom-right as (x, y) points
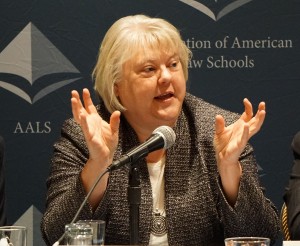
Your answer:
(71, 88), (120, 165)
(71, 88), (121, 209)
(214, 98), (266, 204)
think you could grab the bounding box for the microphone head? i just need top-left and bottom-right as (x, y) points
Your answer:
(153, 126), (176, 149)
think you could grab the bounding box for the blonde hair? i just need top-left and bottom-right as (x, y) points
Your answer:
(92, 14), (192, 113)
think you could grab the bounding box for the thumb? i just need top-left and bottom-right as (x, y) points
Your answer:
(110, 111), (121, 135)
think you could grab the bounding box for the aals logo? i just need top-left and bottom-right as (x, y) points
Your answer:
(0, 22), (82, 104)
(179, 0), (252, 21)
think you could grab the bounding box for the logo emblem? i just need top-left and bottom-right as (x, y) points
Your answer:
(0, 22), (82, 104)
(178, 0), (253, 21)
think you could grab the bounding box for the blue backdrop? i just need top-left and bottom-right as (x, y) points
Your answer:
(0, 0), (299, 245)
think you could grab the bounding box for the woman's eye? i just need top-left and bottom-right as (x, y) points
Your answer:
(168, 59), (179, 68)
(144, 67), (155, 72)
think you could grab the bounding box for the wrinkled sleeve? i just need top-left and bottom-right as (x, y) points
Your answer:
(216, 144), (280, 245)
(41, 119), (96, 246)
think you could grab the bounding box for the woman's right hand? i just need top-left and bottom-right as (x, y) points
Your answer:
(71, 88), (120, 208)
(71, 88), (120, 166)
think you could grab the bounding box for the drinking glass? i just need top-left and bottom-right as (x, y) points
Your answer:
(77, 220), (105, 245)
(0, 226), (26, 246)
(224, 237), (270, 246)
(64, 223), (93, 245)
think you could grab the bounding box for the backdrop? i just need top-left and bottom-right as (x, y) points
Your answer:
(0, 0), (299, 245)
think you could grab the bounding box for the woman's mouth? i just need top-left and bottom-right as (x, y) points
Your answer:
(154, 92), (174, 100)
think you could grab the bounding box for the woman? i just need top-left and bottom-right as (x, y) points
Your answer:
(41, 15), (280, 245)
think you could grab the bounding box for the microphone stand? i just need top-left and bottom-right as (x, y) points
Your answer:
(128, 164), (141, 245)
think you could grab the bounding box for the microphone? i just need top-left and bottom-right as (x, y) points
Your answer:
(107, 125), (176, 171)
(52, 126), (175, 246)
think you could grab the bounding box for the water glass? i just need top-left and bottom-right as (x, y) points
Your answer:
(224, 237), (270, 246)
(0, 226), (26, 246)
(64, 223), (93, 245)
(77, 220), (105, 245)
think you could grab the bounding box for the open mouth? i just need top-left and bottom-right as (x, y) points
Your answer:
(154, 92), (174, 100)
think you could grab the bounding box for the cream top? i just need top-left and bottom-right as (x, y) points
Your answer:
(147, 155), (168, 246)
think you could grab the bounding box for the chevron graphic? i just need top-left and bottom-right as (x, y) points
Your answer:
(178, 0), (253, 21)
(0, 22), (82, 104)
(13, 205), (46, 246)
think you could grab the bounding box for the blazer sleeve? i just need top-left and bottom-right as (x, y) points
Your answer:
(40, 119), (95, 246)
(217, 143), (280, 245)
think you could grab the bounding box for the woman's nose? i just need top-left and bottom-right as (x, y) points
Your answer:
(158, 67), (172, 84)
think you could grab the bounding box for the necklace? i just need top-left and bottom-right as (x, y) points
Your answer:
(148, 156), (167, 236)
(151, 208), (167, 236)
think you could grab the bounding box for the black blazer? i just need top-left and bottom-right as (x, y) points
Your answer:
(0, 136), (7, 226)
(284, 131), (300, 239)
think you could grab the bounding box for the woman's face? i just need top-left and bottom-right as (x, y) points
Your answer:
(114, 48), (186, 132)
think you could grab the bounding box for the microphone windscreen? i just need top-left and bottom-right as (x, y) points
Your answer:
(153, 126), (176, 149)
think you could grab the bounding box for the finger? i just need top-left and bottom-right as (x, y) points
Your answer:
(249, 110), (266, 137)
(71, 98), (79, 122)
(110, 111), (121, 135)
(215, 115), (225, 135)
(241, 98), (253, 121)
(77, 112), (93, 141)
(71, 90), (83, 123)
(253, 101), (266, 118)
(82, 88), (97, 114)
(240, 123), (250, 147)
(71, 90), (83, 107)
(245, 101), (265, 134)
(253, 101), (266, 125)
(258, 101), (266, 112)
(257, 110), (266, 129)
(247, 110), (265, 139)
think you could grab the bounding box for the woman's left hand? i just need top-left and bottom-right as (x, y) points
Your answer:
(214, 98), (266, 205)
